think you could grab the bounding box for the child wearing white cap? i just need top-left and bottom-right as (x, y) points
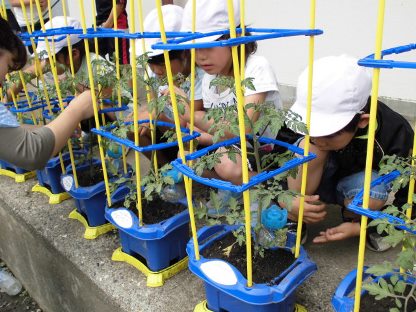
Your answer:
(286, 55), (413, 249)
(8, 16), (112, 100)
(133, 5), (204, 165)
(178, 0), (282, 186)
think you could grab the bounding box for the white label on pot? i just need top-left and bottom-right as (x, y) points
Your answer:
(111, 210), (133, 229)
(62, 176), (73, 192)
(200, 260), (237, 286)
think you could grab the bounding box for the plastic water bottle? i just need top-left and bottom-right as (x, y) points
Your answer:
(161, 168), (186, 203)
(257, 205), (288, 247)
(0, 268), (22, 296)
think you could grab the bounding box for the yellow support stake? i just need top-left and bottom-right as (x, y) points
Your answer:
(111, 0), (128, 175)
(155, 0), (201, 260)
(77, 0), (112, 206)
(130, 0), (143, 226)
(239, 0), (245, 81)
(18, 71), (37, 125)
(1, 0), (6, 20)
(354, 1), (386, 311)
(226, 0), (252, 287)
(187, 0), (196, 187)
(295, 0), (317, 259)
(138, 0), (158, 174)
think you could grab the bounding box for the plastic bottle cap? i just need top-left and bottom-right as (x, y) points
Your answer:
(261, 204), (288, 231)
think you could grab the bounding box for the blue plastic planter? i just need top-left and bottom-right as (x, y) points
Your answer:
(0, 159), (30, 174)
(105, 185), (190, 272)
(187, 225), (317, 312)
(332, 268), (416, 312)
(37, 151), (86, 194)
(60, 159), (108, 227)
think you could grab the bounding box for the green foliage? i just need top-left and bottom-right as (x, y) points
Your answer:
(362, 155), (416, 311)
(194, 75), (306, 258)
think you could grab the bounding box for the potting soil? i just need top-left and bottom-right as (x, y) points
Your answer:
(77, 164), (104, 187)
(360, 284), (415, 311)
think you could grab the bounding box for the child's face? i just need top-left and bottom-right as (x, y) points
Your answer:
(196, 47), (233, 76)
(310, 131), (356, 151)
(0, 49), (14, 84)
(149, 59), (184, 79)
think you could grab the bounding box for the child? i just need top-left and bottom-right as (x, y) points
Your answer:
(95, 0), (129, 64)
(133, 4), (204, 165)
(178, 0), (282, 195)
(0, 16), (95, 170)
(286, 55), (413, 250)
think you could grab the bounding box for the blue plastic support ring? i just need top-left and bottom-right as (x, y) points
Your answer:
(171, 135), (316, 193)
(358, 43), (416, 69)
(347, 170), (416, 234)
(151, 28), (323, 50)
(91, 120), (200, 153)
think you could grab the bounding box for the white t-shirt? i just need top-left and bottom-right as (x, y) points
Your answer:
(202, 54), (282, 139)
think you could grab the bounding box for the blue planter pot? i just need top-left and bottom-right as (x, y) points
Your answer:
(0, 159), (30, 174)
(105, 185), (190, 272)
(187, 225), (317, 312)
(60, 159), (108, 227)
(37, 151), (86, 194)
(332, 268), (416, 312)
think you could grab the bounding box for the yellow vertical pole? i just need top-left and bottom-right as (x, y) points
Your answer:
(129, 0), (143, 225)
(137, 0), (158, 173)
(18, 71), (38, 125)
(354, 1), (386, 311)
(155, 0), (201, 260)
(35, 0), (82, 180)
(239, 0), (245, 80)
(1, 0), (6, 20)
(77, 0), (112, 203)
(226, 0), (252, 287)
(294, 0), (317, 258)
(187, 0), (196, 184)
(61, 0), (76, 77)
(111, 0), (128, 175)
(91, 0), (100, 56)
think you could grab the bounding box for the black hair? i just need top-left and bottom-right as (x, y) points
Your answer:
(55, 39), (86, 62)
(0, 17), (27, 71)
(218, 29), (258, 64)
(147, 49), (188, 65)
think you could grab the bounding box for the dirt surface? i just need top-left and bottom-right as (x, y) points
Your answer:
(0, 260), (42, 312)
(360, 285), (416, 311)
(77, 164), (104, 187)
(202, 232), (295, 284)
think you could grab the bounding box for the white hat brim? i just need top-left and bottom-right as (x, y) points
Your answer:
(291, 100), (357, 137)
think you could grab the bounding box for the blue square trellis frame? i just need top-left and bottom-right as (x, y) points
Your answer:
(171, 135), (316, 194)
(347, 170), (416, 235)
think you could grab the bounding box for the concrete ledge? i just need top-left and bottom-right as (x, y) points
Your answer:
(0, 175), (397, 312)
(0, 176), (204, 312)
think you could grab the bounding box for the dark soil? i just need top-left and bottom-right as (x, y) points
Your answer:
(0, 261), (42, 312)
(202, 232), (295, 284)
(112, 196), (187, 225)
(361, 285), (416, 311)
(77, 164), (104, 187)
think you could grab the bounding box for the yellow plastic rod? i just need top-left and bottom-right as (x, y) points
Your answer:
(239, 0), (245, 81)
(77, 0), (113, 205)
(354, 1), (386, 311)
(18, 71), (38, 125)
(35, 0), (82, 180)
(61, 0), (76, 77)
(137, 0), (158, 174)
(226, 0), (253, 287)
(294, 0), (317, 258)
(130, 0), (144, 226)
(111, 0), (128, 175)
(155, 0), (201, 260)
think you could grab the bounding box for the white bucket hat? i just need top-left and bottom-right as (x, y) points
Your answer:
(34, 16), (82, 59)
(291, 55), (372, 137)
(135, 5), (183, 58)
(181, 0), (240, 44)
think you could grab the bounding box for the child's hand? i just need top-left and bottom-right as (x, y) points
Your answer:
(160, 86), (191, 121)
(287, 195), (327, 224)
(312, 222), (361, 243)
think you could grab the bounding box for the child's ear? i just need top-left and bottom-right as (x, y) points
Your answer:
(357, 114), (370, 129)
(71, 48), (80, 62)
